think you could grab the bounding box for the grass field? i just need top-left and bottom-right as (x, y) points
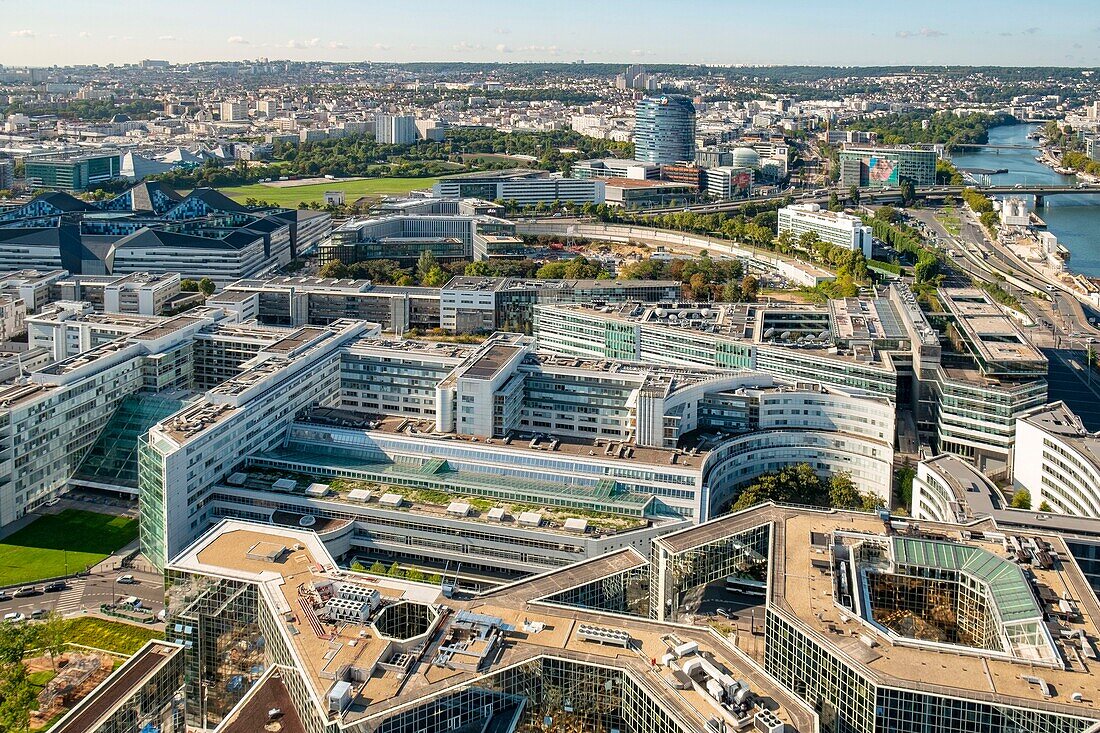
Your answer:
(63, 617), (162, 656)
(0, 510), (139, 587)
(218, 177), (441, 206)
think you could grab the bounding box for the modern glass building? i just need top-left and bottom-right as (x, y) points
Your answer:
(634, 96), (696, 165)
(24, 151), (122, 191)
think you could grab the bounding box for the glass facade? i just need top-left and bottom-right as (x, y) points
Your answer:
(634, 96), (696, 165)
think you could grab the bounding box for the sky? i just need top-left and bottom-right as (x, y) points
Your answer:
(3, 0), (1100, 68)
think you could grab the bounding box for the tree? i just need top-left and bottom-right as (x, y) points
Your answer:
(0, 623), (38, 666)
(416, 251), (439, 282)
(387, 561), (403, 577)
(848, 185), (861, 205)
(406, 567), (425, 583)
(740, 274), (759, 301)
(421, 265), (448, 287)
(180, 278), (199, 292)
(198, 277), (215, 296)
(874, 206), (901, 224)
(828, 191), (842, 212)
(464, 260), (493, 277)
(1038, 500), (1053, 513)
(319, 261), (350, 278)
(0, 664), (34, 733)
(369, 561), (386, 575)
(828, 473), (864, 510)
(38, 613), (67, 671)
(1010, 488), (1032, 510)
(721, 279), (742, 302)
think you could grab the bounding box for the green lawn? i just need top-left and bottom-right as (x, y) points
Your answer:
(63, 617), (162, 656)
(0, 510), (139, 586)
(218, 177), (441, 206)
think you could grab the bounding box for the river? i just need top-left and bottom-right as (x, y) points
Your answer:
(948, 123), (1100, 276)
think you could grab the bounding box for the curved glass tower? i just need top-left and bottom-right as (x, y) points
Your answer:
(634, 95), (696, 165)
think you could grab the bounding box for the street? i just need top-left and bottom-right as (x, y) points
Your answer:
(0, 567), (163, 620)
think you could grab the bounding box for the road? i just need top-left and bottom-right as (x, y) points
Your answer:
(910, 205), (1100, 429)
(0, 567), (163, 620)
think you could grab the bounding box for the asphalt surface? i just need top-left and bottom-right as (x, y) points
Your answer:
(0, 567), (164, 620)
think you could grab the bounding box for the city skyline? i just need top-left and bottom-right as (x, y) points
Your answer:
(4, 0), (1100, 67)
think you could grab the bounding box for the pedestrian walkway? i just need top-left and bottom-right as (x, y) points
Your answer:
(55, 579), (86, 616)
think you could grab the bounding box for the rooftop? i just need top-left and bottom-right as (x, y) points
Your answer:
(659, 505), (1100, 717)
(172, 520), (814, 732)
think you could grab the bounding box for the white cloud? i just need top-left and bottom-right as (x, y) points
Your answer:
(286, 38), (322, 49)
(158, 35), (177, 41)
(227, 35), (250, 45)
(494, 27), (510, 35)
(896, 28), (946, 39)
(328, 41), (348, 49)
(372, 42), (391, 51)
(79, 31), (93, 38)
(9, 29), (35, 38)
(519, 44), (559, 55)
(496, 43), (513, 53)
(452, 41), (484, 52)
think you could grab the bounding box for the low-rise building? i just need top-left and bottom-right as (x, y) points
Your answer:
(778, 202), (873, 257)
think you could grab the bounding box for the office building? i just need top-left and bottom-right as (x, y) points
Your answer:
(634, 96), (696, 165)
(136, 323), (895, 570)
(702, 166), (753, 200)
(24, 151), (122, 191)
(323, 212), (517, 266)
(778, 203), (873, 257)
(149, 493), (1100, 733)
(441, 275), (682, 333)
(604, 178), (697, 208)
(375, 114), (418, 145)
(0, 158), (13, 190)
(912, 451), (1100, 594)
(433, 169), (606, 205)
(57, 272), (188, 316)
(0, 183), (329, 283)
(215, 276), (441, 333)
(572, 158), (661, 180)
(839, 145), (937, 189)
(534, 284), (1047, 473)
(165, 518), (813, 732)
(658, 505), (1100, 732)
(1013, 401), (1100, 518)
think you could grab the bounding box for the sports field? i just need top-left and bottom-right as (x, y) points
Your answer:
(0, 509), (139, 587)
(218, 176), (440, 206)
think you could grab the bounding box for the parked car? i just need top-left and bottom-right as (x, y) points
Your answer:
(14, 586), (39, 597)
(29, 609), (48, 620)
(117, 574), (136, 585)
(3, 613), (25, 623)
(43, 581), (66, 593)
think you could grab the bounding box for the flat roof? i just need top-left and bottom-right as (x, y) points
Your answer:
(53, 642), (182, 733)
(660, 505), (1100, 717)
(462, 344), (521, 380)
(173, 520), (814, 732)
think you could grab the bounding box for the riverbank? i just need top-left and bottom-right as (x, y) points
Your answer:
(949, 123), (1100, 277)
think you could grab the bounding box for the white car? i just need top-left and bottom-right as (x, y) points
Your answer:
(117, 574), (136, 585)
(4, 612), (25, 623)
